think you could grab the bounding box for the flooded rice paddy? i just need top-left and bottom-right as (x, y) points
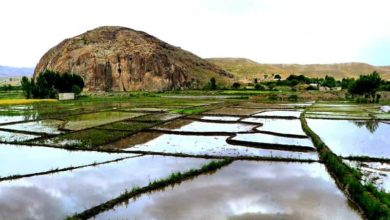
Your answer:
(2, 100), (389, 219)
(125, 133), (318, 160)
(62, 111), (144, 130)
(242, 118), (307, 136)
(0, 119), (64, 134)
(95, 161), (361, 220)
(0, 155), (211, 219)
(230, 133), (314, 151)
(0, 130), (39, 142)
(0, 144), (128, 178)
(252, 110), (302, 118)
(345, 160), (390, 192)
(307, 119), (390, 158)
(157, 120), (256, 133)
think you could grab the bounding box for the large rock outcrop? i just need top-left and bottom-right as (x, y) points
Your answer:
(34, 26), (232, 91)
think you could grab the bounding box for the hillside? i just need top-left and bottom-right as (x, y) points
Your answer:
(34, 26), (233, 92)
(208, 58), (390, 83)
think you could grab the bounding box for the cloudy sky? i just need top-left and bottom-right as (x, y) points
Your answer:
(1, 0), (389, 67)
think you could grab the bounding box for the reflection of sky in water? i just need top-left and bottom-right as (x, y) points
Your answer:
(96, 161), (361, 220)
(128, 134), (318, 160)
(0, 119), (64, 134)
(253, 110), (302, 118)
(243, 118), (306, 136)
(0, 156), (210, 220)
(172, 121), (255, 132)
(232, 133), (314, 149)
(201, 116), (241, 121)
(0, 130), (38, 142)
(0, 115), (36, 124)
(0, 144), (128, 177)
(345, 160), (390, 192)
(307, 119), (390, 158)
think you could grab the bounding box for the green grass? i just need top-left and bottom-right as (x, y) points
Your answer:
(301, 113), (390, 219)
(170, 107), (207, 115)
(100, 121), (156, 131)
(0, 91), (24, 99)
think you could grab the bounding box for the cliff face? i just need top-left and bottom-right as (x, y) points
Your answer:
(34, 26), (232, 91)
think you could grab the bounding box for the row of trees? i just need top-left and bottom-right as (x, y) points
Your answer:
(21, 70), (84, 99)
(348, 71), (382, 102)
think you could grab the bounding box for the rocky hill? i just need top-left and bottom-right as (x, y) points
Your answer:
(34, 26), (232, 91)
(208, 58), (390, 82)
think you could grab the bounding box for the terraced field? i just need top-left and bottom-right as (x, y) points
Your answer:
(0, 95), (389, 219)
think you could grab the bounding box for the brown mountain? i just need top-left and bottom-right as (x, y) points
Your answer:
(34, 26), (233, 91)
(207, 58), (390, 82)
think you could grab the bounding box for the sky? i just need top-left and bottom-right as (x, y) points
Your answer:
(1, 0), (390, 67)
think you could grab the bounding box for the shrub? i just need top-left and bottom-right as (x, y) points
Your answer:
(288, 94), (299, 101)
(254, 83), (265, 90)
(231, 82), (241, 89)
(21, 70), (84, 99)
(268, 93), (279, 101)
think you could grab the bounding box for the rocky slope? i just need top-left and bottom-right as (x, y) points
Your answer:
(34, 26), (232, 91)
(208, 58), (390, 82)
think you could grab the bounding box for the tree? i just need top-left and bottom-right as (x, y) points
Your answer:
(254, 78), (258, 84)
(349, 71), (382, 102)
(209, 77), (217, 90)
(231, 82), (241, 89)
(322, 75), (336, 88)
(254, 83), (265, 90)
(21, 70), (84, 99)
(274, 74), (281, 81)
(341, 78), (355, 89)
(21, 76), (32, 98)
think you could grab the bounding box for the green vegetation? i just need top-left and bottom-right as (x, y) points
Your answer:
(231, 82), (241, 89)
(171, 107), (208, 115)
(208, 77), (217, 90)
(0, 84), (21, 91)
(301, 113), (390, 219)
(67, 159), (233, 219)
(100, 121), (155, 131)
(34, 128), (133, 149)
(348, 71), (382, 102)
(21, 70), (84, 99)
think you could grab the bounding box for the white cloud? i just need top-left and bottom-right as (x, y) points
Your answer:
(0, 0), (389, 67)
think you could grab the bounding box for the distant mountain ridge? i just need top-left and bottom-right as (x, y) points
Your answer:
(0, 66), (33, 78)
(207, 58), (390, 82)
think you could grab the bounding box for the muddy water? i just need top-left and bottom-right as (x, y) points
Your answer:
(0, 156), (210, 220)
(307, 119), (390, 158)
(344, 160), (390, 192)
(0, 119), (64, 134)
(253, 110), (302, 118)
(0, 144), (129, 177)
(242, 118), (307, 136)
(95, 161), (361, 220)
(126, 134), (318, 160)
